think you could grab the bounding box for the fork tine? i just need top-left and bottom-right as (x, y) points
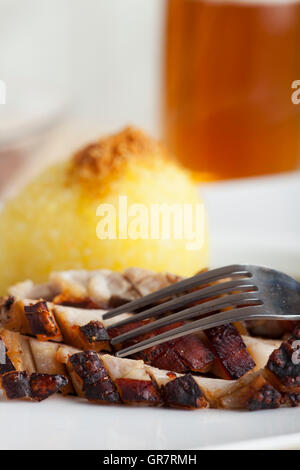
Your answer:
(107, 279), (257, 330)
(111, 291), (261, 345)
(115, 305), (265, 357)
(103, 264), (250, 320)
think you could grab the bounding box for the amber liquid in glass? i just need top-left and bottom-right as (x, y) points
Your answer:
(164, 0), (300, 180)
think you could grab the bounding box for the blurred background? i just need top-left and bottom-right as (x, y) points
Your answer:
(0, 0), (164, 140)
(0, 0), (299, 270)
(0, 0), (164, 185)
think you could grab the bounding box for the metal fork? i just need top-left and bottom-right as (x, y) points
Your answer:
(102, 265), (300, 358)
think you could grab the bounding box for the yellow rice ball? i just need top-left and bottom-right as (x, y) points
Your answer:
(0, 127), (209, 293)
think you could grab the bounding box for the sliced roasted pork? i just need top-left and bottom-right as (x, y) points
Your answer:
(29, 338), (73, 395)
(57, 345), (120, 404)
(108, 320), (215, 374)
(193, 376), (235, 407)
(53, 305), (111, 352)
(1, 371), (68, 401)
(217, 370), (282, 411)
(124, 267), (182, 297)
(205, 324), (256, 380)
(0, 298), (63, 342)
(146, 365), (208, 409)
(8, 280), (59, 301)
(50, 269), (139, 308)
(101, 354), (162, 406)
(265, 335), (300, 394)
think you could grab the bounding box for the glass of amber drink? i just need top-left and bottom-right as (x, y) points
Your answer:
(163, 0), (300, 180)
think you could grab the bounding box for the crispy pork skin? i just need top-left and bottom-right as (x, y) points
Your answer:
(69, 351), (119, 403)
(171, 333), (215, 373)
(24, 301), (62, 341)
(29, 373), (68, 402)
(205, 324), (255, 380)
(141, 323), (214, 373)
(266, 337), (300, 393)
(143, 345), (187, 373)
(1, 371), (68, 401)
(83, 378), (119, 403)
(1, 371), (31, 399)
(79, 321), (110, 346)
(109, 321), (215, 374)
(162, 374), (208, 409)
(115, 378), (161, 406)
(146, 365), (208, 409)
(246, 382), (282, 411)
(285, 393), (300, 407)
(107, 318), (153, 350)
(108, 319), (186, 372)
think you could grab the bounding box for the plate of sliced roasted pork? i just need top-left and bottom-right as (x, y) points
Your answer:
(1, 257), (300, 450)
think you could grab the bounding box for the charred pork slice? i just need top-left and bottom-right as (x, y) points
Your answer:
(162, 374), (208, 409)
(29, 373), (68, 401)
(146, 366), (208, 409)
(265, 333), (300, 394)
(147, 365), (246, 410)
(57, 346), (119, 404)
(1, 371), (31, 399)
(148, 366), (253, 410)
(217, 371), (282, 411)
(24, 301), (62, 341)
(108, 321), (215, 374)
(1, 297), (63, 342)
(0, 371), (67, 401)
(53, 305), (111, 352)
(101, 354), (162, 406)
(205, 324), (255, 380)
(57, 343), (163, 406)
(29, 338), (74, 395)
(0, 328), (35, 375)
